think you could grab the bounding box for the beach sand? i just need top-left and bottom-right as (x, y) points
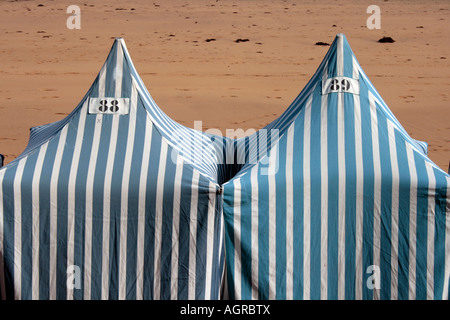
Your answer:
(0, 0), (449, 171)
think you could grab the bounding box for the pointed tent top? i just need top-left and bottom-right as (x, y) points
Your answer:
(6, 35), (430, 177)
(232, 33), (430, 178)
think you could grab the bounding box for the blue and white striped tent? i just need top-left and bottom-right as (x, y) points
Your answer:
(221, 34), (450, 300)
(0, 38), (225, 300)
(0, 34), (449, 300)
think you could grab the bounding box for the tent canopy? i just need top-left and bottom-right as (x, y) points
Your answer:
(221, 34), (450, 300)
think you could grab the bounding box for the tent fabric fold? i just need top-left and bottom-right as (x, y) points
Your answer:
(0, 34), (449, 300)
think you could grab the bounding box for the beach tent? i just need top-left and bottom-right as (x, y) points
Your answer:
(221, 34), (450, 300)
(0, 34), (449, 300)
(0, 38), (226, 300)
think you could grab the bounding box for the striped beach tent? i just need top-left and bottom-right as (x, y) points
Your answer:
(0, 34), (449, 300)
(221, 33), (450, 300)
(0, 38), (226, 300)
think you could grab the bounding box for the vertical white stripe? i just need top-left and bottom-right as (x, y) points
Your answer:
(369, 93), (382, 300)
(352, 57), (359, 80)
(0, 169), (5, 300)
(115, 42), (124, 98)
(136, 118), (153, 300)
(204, 182), (216, 300)
(13, 158), (26, 300)
(425, 162), (435, 299)
(354, 93), (364, 300)
(233, 179), (242, 300)
(250, 165), (259, 300)
(31, 143), (48, 299)
(268, 144), (277, 300)
(67, 101), (88, 300)
(84, 49), (108, 298)
(285, 125), (294, 299)
(387, 121), (399, 300)
(406, 143), (418, 300)
(320, 93), (328, 299)
(337, 92), (346, 300)
(337, 34), (344, 77)
(258, 130), (268, 169)
(170, 157), (184, 299)
(49, 125), (68, 299)
(98, 65), (107, 98)
(153, 142), (168, 300)
(83, 114), (103, 300)
(101, 110), (120, 300)
(100, 52), (124, 299)
(118, 84), (138, 300)
(303, 95), (312, 300)
(80, 57), (105, 300)
(188, 171), (199, 299)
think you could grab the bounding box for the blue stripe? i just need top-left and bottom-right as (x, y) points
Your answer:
(73, 113), (95, 300)
(194, 175), (213, 299)
(309, 91), (322, 300)
(107, 114), (130, 299)
(360, 87), (374, 300)
(222, 183), (235, 299)
(177, 164), (193, 299)
(142, 124), (161, 299)
(395, 130), (411, 300)
(433, 168), (448, 299)
(326, 93), (339, 299)
(239, 172), (252, 299)
(121, 53), (132, 98)
(89, 115), (112, 299)
(1, 162), (19, 299)
(413, 150), (429, 299)
(20, 151), (38, 299)
(211, 189), (224, 299)
(124, 104), (146, 299)
(343, 94), (357, 300)
(159, 146), (176, 299)
(56, 109), (81, 299)
(257, 163), (269, 299)
(377, 112), (393, 300)
(38, 137), (59, 299)
(275, 139), (286, 299)
(292, 120), (304, 300)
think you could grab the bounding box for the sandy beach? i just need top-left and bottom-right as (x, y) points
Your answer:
(0, 0), (449, 171)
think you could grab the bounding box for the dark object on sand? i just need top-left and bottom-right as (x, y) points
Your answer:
(235, 38), (249, 43)
(315, 41), (330, 46)
(205, 38), (216, 42)
(378, 36), (395, 43)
